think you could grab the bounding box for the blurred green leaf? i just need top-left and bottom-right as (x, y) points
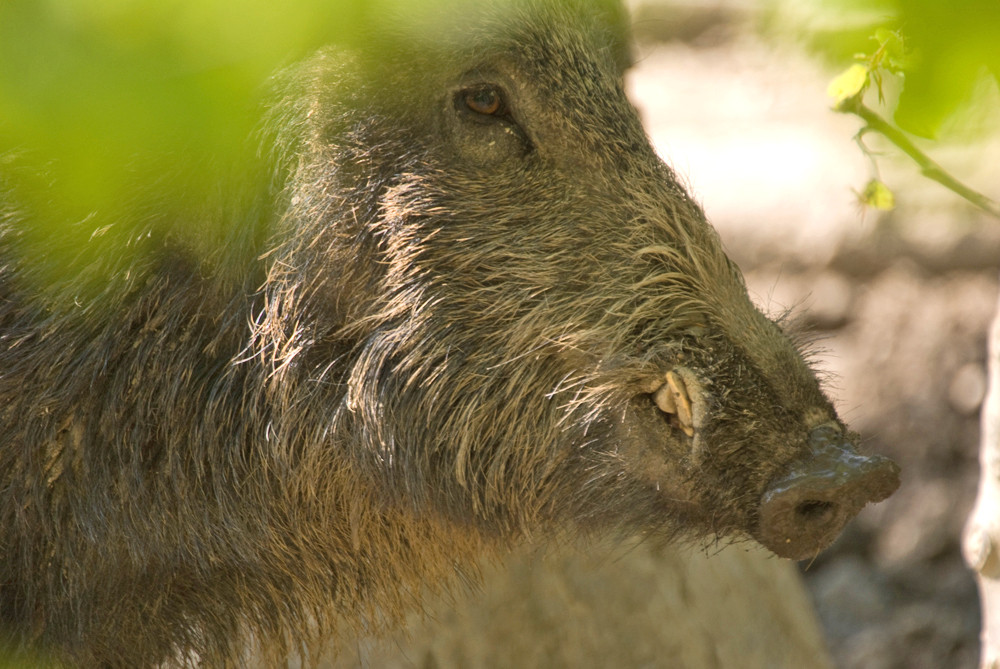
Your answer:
(0, 0), (372, 299)
(872, 28), (908, 71)
(0, 0), (512, 299)
(891, 0), (1000, 138)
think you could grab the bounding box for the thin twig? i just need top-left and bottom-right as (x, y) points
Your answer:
(839, 97), (1000, 220)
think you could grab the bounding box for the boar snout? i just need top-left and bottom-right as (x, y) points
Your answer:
(756, 426), (900, 560)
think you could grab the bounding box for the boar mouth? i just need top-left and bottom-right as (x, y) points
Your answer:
(754, 426), (900, 560)
(637, 375), (899, 560)
(634, 371), (898, 561)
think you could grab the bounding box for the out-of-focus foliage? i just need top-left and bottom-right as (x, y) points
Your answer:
(0, 0), (473, 225)
(0, 1), (330, 296)
(765, 0), (999, 217)
(762, 0), (1000, 139)
(0, 0), (355, 219)
(889, 0), (1000, 139)
(0, 0), (466, 297)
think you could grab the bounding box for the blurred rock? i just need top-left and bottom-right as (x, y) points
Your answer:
(832, 212), (1000, 277)
(627, 0), (753, 45)
(807, 556), (891, 643)
(805, 271), (854, 330)
(875, 479), (955, 567)
(325, 540), (833, 669)
(626, 35), (870, 271)
(950, 362), (988, 416)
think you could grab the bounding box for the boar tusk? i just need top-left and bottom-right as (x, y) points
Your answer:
(653, 382), (677, 415)
(649, 370), (695, 437)
(666, 371), (695, 437)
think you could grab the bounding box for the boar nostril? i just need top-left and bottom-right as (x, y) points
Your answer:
(794, 499), (837, 525)
(756, 432), (900, 560)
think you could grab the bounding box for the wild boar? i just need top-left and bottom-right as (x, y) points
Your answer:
(0, 0), (898, 666)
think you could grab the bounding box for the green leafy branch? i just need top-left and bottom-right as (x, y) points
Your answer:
(827, 30), (1000, 220)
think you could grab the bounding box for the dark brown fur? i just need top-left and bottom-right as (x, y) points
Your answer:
(2, 1), (859, 666)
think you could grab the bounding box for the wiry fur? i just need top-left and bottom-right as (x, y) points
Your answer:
(1, 1), (853, 666)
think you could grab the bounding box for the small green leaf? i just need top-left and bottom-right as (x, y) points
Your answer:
(873, 27), (894, 43)
(860, 179), (896, 210)
(874, 28), (903, 54)
(828, 63), (869, 106)
(873, 28), (911, 72)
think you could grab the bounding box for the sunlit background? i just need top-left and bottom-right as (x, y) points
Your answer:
(627, 1), (999, 667)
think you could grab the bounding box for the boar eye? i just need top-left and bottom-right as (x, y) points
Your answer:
(452, 82), (532, 157)
(460, 86), (506, 117)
